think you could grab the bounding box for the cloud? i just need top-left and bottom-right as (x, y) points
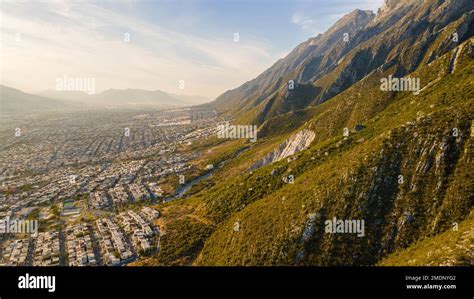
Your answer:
(291, 0), (384, 34)
(291, 12), (343, 35)
(0, 0), (278, 99)
(291, 13), (317, 31)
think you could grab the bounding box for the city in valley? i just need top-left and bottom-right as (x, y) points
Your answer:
(0, 107), (222, 266)
(1, 0), (472, 271)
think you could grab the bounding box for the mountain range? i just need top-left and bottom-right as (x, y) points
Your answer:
(0, 85), (210, 117)
(38, 88), (209, 107)
(0, 85), (75, 118)
(134, 0), (473, 266)
(209, 0), (474, 128)
(1, 0), (472, 266)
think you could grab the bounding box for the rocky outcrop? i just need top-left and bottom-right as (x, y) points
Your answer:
(374, 0), (419, 23)
(211, 0), (474, 125)
(249, 130), (315, 170)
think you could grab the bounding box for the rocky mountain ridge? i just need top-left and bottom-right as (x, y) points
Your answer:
(210, 0), (474, 127)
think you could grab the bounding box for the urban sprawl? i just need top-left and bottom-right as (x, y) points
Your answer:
(0, 108), (221, 266)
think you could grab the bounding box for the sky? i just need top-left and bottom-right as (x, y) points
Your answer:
(0, 0), (384, 99)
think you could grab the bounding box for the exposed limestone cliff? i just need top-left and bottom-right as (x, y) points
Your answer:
(249, 130), (315, 170)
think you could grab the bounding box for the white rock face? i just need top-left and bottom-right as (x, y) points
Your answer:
(249, 130), (316, 170)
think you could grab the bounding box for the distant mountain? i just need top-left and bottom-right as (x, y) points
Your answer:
(210, 0), (474, 125)
(39, 88), (210, 108)
(167, 93), (210, 105)
(0, 85), (76, 117)
(37, 90), (91, 102)
(92, 88), (184, 107)
(0, 85), (209, 118)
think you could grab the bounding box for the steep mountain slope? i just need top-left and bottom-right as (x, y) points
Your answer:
(210, 8), (376, 119)
(378, 215), (473, 266)
(210, 0), (474, 126)
(194, 44), (473, 266)
(135, 36), (473, 266)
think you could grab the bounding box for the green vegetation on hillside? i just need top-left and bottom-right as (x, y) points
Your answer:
(145, 38), (474, 267)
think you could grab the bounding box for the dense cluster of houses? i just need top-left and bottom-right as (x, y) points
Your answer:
(90, 191), (109, 210)
(0, 108), (216, 266)
(96, 218), (134, 266)
(117, 209), (158, 254)
(65, 223), (97, 266)
(33, 232), (61, 266)
(0, 238), (30, 266)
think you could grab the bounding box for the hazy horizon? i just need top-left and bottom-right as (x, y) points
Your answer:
(0, 0), (384, 100)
